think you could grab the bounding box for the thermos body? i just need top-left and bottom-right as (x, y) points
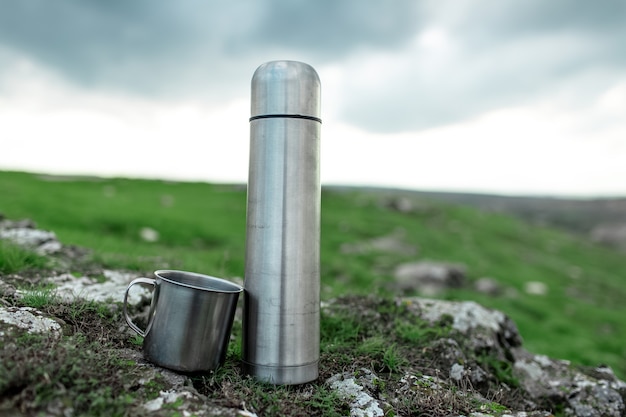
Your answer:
(243, 61), (321, 385)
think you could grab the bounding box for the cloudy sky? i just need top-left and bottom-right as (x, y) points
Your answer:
(1, 0), (625, 196)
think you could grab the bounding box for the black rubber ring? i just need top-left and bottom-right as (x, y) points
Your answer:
(249, 114), (322, 123)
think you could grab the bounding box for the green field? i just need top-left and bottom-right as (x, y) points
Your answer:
(1, 170), (625, 379)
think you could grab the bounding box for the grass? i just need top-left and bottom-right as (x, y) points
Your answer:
(0, 172), (246, 275)
(0, 297), (148, 416)
(1, 169), (626, 414)
(1, 170), (625, 377)
(192, 296), (502, 416)
(20, 287), (58, 309)
(1, 333), (135, 415)
(0, 239), (49, 275)
(189, 317), (351, 416)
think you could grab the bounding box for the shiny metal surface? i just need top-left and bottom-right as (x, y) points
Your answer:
(123, 270), (242, 373)
(250, 61), (320, 117)
(243, 61), (321, 385)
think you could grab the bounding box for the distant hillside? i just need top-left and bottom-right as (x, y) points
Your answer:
(418, 192), (625, 229)
(327, 186), (626, 250)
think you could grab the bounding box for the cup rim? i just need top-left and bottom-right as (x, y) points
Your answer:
(154, 269), (243, 294)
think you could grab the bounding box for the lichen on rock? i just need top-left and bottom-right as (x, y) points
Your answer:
(0, 306), (62, 338)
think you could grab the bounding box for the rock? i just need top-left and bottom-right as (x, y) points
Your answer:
(512, 349), (626, 417)
(0, 227), (62, 255)
(44, 270), (151, 305)
(0, 279), (16, 300)
(398, 297), (626, 417)
(386, 197), (415, 213)
(0, 217), (89, 260)
(11, 270), (151, 307)
(383, 197), (433, 214)
(340, 229), (417, 256)
(160, 195), (175, 207)
(474, 277), (503, 296)
(105, 349), (244, 417)
(327, 369), (384, 417)
(427, 337), (467, 373)
(404, 298), (519, 342)
(0, 218), (36, 229)
(449, 363), (465, 381)
(590, 222), (626, 249)
(139, 227), (160, 242)
(524, 281), (548, 296)
(390, 372), (544, 417)
(393, 261), (466, 295)
(0, 306), (63, 338)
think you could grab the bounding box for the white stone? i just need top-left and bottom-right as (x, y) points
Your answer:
(474, 277), (501, 295)
(450, 363), (465, 381)
(143, 396), (164, 412)
(0, 228), (56, 246)
(328, 375), (383, 417)
(46, 270), (150, 304)
(534, 354), (553, 367)
(514, 359), (545, 381)
(238, 410), (259, 417)
(0, 228), (61, 254)
(142, 390), (194, 412)
(407, 298), (505, 333)
(36, 240), (63, 255)
(0, 307), (62, 336)
(139, 227), (159, 242)
(524, 281), (548, 296)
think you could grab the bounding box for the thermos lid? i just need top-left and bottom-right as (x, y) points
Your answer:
(250, 61), (321, 121)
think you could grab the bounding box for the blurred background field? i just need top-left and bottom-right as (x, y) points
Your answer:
(1, 170), (624, 379)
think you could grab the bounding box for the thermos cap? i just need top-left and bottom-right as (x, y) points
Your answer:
(251, 60), (321, 120)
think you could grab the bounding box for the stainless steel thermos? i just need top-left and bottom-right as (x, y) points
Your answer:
(242, 61), (321, 384)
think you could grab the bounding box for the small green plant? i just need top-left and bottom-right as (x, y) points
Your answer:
(321, 310), (362, 349)
(395, 320), (450, 344)
(20, 287), (58, 309)
(0, 239), (49, 274)
(382, 344), (407, 373)
(66, 299), (114, 322)
(357, 335), (385, 356)
(303, 386), (347, 417)
(130, 334), (144, 346)
(142, 375), (166, 400)
(355, 337), (407, 373)
(479, 401), (509, 414)
(477, 354), (519, 388)
(162, 396), (184, 410)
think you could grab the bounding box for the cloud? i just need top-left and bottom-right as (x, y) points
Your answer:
(447, 0), (626, 44)
(334, 0), (626, 132)
(0, 0), (255, 98)
(1, 0), (625, 133)
(0, 0), (422, 100)
(246, 0), (422, 55)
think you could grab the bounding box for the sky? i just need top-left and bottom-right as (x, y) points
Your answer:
(1, 0), (625, 197)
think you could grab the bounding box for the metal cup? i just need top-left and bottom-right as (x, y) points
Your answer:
(123, 270), (243, 372)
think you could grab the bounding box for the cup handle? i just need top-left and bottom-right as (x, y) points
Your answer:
(123, 277), (156, 337)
